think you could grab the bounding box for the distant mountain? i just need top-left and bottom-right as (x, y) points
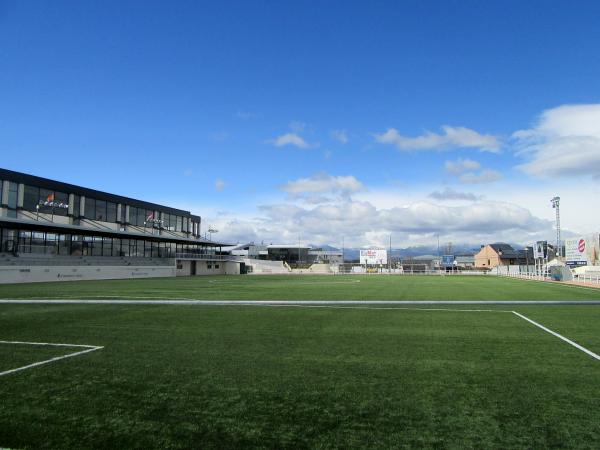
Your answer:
(308, 244), (341, 251)
(311, 242), (529, 262)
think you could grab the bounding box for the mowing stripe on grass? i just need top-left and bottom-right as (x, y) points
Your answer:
(1, 299), (600, 305)
(0, 341), (104, 377)
(511, 311), (600, 362)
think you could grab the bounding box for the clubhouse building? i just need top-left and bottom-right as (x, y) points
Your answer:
(0, 168), (240, 283)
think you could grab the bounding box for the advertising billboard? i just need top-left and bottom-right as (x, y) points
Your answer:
(441, 255), (455, 268)
(565, 234), (600, 266)
(533, 241), (547, 259)
(360, 249), (387, 265)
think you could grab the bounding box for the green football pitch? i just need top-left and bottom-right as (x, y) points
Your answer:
(0, 275), (599, 449)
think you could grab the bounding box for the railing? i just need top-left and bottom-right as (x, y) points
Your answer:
(575, 273), (600, 285)
(174, 253), (242, 261)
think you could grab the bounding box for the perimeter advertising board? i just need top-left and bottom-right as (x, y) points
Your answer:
(565, 234), (600, 266)
(360, 249), (387, 265)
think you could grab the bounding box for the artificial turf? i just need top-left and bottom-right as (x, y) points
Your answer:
(1, 274), (600, 301)
(1, 276), (599, 449)
(0, 303), (599, 449)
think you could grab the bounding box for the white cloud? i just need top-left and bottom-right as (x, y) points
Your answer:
(215, 178), (226, 192)
(459, 169), (502, 184)
(428, 188), (480, 201)
(330, 129), (348, 144)
(444, 158), (502, 184)
(269, 133), (311, 149)
(444, 158), (481, 175)
(280, 173), (364, 202)
(210, 198), (552, 248)
(515, 104), (600, 178)
(374, 126), (500, 152)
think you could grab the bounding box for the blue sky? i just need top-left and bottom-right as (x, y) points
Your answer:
(2, 1), (600, 247)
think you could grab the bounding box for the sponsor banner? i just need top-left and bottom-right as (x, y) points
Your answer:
(360, 249), (387, 265)
(533, 241), (547, 259)
(441, 255), (455, 268)
(565, 234), (600, 266)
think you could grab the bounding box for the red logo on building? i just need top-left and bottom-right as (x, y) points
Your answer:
(578, 239), (586, 253)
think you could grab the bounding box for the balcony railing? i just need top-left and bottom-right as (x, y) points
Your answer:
(174, 253), (242, 261)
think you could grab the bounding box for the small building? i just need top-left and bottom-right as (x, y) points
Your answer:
(455, 254), (475, 269)
(266, 245), (311, 264)
(475, 243), (533, 269)
(308, 247), (343, 265)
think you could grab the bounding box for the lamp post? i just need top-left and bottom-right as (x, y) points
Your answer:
(551, 196), (561, 258)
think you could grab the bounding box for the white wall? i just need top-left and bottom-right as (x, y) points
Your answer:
(176, 260), (241, 276)
(0, 265), (175, 284)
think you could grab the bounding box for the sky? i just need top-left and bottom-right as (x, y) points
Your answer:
(1, 0), (600, 248)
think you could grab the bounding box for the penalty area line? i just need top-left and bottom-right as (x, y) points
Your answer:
(511, 311), (600, 362)
(0, 340), (104, 377)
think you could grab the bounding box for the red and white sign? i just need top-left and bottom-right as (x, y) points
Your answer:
(360, 249), (387, 265)
(565, 234), (599, 265)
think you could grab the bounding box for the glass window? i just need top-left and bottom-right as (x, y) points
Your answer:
(45, 233), (58, 255)
(92, 236), (103, 256)
(39, 188), (53, 206)
(176, 216), (182, 232)
(128, 207), (136, 225)
(71, 235), (83, 256)
(120, 205), (126, 223)
(107, 202), (117, 223)
(120, 239), (129, 257)
(31, 232), (45, 253)
(7, 182), (18, 209)
(112, 238), (121, 256)
(58, 234), (70, 255)
(54, 191), (69, 216)
(73, 195), (80, 217)
(82, 236), (93, 256)
(85, 198), (95, 219)
(23, 185), (40, 211)
(137, 208), (146, 227)
(95, 200), (106, 221)
(19, 231), (32, 253)
(102, 237), (112, 256)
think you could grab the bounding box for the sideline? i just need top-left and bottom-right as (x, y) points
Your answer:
(1, 299), (600, 305)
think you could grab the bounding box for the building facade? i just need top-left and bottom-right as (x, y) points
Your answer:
(474, 243), (533, 269)
(0, 168), (238, 283)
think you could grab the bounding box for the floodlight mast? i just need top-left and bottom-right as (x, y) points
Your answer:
(551, 196), (561, 258)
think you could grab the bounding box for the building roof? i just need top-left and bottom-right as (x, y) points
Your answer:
(267, 244), (311, 249)
(488, 243), (521, 258)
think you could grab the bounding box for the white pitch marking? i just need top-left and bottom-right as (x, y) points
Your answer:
(256, 304), (513, 313)
(503, 276), (600, 293)
(0, 341), (104, 377)
(511, 311), (600, 362)
(207, 279), (362, 285)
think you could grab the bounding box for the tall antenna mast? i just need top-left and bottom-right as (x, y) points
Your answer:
(551, 196), (561, 258)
